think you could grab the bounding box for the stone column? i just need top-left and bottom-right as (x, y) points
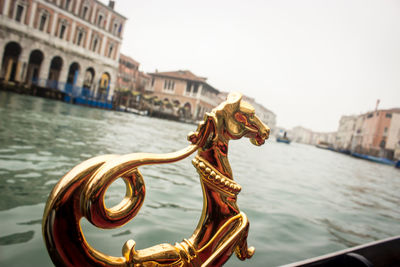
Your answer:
(76, 63), (86, 88)
(85, 28), (92, 50)
(58, 59), (70, 91)
(100, 36), (107, 56)
(0, 38), (5, 77)
(3, 0), (11, 16)
(74, 0), (81, 15)
(39, 55), (52, 83)
(50, 12), (59, 36)
(69, 20), (76, 43)
(16, 47), (30, 82)
(90, 3), (96, 24)
(28, 1), (37, 28)
(105, 11), (112, 32)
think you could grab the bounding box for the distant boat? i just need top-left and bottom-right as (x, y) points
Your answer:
(276, 137), (291, 144)
(276, 131), (291, 144)
(315, 141), (334, 150)
(351, 152), (395, 166)
(396, 160), (400, 168)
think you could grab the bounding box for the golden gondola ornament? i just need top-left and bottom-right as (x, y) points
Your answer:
(42, 92), (270, 266)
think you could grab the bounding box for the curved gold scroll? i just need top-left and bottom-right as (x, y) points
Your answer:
(42, 92), (270, 266)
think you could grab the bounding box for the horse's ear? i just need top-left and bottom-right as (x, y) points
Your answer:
(188, 112), (217, 147)
(226, 92), (242, 111)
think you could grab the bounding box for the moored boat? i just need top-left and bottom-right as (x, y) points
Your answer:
(276, 130), (291, 144)
(351, 152), (395, 166)
(277, 137), (291, 144)
(282, 235), (400, 267)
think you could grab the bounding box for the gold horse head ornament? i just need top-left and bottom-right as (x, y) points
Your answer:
(42, 92), (270, 266)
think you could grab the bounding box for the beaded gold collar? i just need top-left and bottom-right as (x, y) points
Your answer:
(192, 156), (242, 195)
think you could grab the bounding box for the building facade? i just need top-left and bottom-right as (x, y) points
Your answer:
(0, 0), (126, 101)
(290, 126), (313, 144)
(148, 70), (220, 120)
(334, 115), (357, 150)
(117, 53), (139, 91)
(387, 113), (400, 160)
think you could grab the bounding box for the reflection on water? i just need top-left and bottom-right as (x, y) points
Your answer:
(1, 91), (400, 266)
(0, 231), (35, 246)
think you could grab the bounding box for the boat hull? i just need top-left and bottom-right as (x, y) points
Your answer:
(283, 235), (400, 267)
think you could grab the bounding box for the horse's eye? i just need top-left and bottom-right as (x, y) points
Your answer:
(234, 112), (247, 123)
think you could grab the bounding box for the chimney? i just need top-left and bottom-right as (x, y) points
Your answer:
(108, 0), (115, 9)
(375, 99), (380, 112)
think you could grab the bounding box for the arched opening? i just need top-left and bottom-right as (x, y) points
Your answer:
(183, 102), (192, 118)
(83, 67), (95, 97)
(98, 72), (110, 99)
(47, 56), (63, 88)
(83, 67), (95, 89)
(65, 62), (80, 94)
(26, 49), (44, 84)
(1, 42), (22, 82)
(67, 62), (80, 85)
(173, 99), (180, 107)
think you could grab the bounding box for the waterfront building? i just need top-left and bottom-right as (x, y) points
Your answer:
(359, 108), (400, 158)
(147, 70), (220, 120)
(387, 113), (400, 160)
(334, 115), (357, 150)
(0, 0), (126, 102)
(350, 114), (366, 153)
(311, 132), (336, 146)
(348, 108), (400, 159)
(291, 126), (313, 144)
(117, 54), (139, 92)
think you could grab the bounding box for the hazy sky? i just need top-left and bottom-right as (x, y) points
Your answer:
(109, 0), (400, 132)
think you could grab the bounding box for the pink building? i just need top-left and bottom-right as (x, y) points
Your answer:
(147, 70), (220, 120)
(353, 108), (400, 158)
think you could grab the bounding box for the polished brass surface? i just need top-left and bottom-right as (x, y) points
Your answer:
(42, 92), (270, 266)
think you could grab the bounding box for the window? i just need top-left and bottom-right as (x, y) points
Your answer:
(91, 35), (99, 52)
(82, 6), (88, 20)
(76, 31), (84, 46)
(15, 5), (24, 22)
(39, 14), (47, 31)
(386, 113), (392, 118)
(97, 14), (103, 27)
(164, 80), (175, 91)
(92, 39), (98, 51)
(59, 24), (66, 39)
(107, 44), (114, 57)
(186, 82), (192, 92)
(65, 0), (71, 11)
(367, 113), (373, 118)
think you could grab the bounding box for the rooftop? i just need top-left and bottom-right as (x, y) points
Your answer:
(149, 70), (207, 83)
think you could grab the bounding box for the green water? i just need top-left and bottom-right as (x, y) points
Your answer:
(0, 91), (399, 266)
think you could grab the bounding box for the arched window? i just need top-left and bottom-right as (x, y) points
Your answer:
(37, 9), (50, 32)
(75, 27), (86, 47)
(57, 19), (68, 40)
(80, 1), (90, 20)
(13, 0), (28, 23)
(107, 43), (114, 58)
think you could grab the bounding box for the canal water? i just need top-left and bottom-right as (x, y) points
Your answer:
(0, 91), (399, 266)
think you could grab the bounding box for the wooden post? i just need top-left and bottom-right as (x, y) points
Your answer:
(4, 59), (13, 82)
